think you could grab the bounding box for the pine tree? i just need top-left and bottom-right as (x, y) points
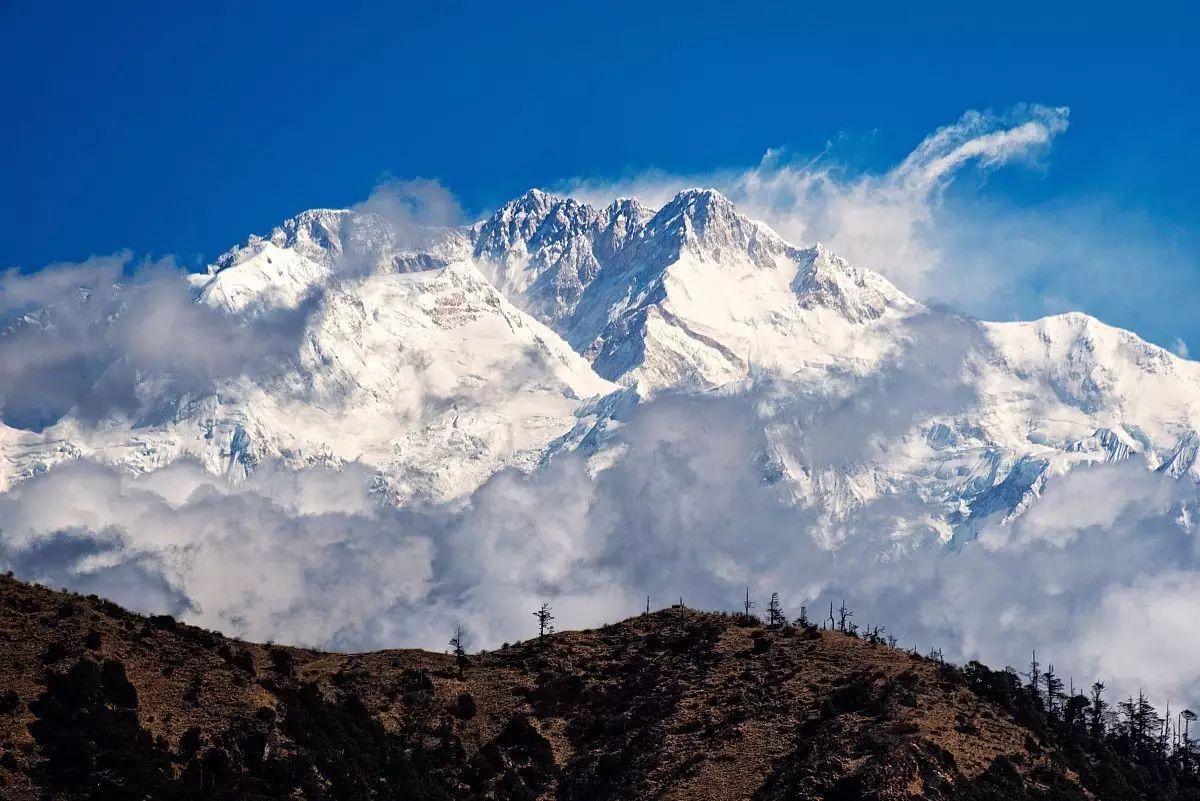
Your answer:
(1118, 690), (1160, 758)
(1181, 709), (1197, 774)
(1089, 680), (1107, 741)
(766, 593), (786, 627)
(1025, 651), (1042, 709)
(1043, 663), (1064, 718)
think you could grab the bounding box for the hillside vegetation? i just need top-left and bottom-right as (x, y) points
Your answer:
(0, 573), (1196, 800)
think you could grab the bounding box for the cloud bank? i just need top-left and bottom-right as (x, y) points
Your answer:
(0, 255), (313, 430)
(3, 385), (1199, 708)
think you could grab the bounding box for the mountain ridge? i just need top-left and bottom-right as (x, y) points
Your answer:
(3, 186), (1199, 545)
(5, 572), (1197, 800)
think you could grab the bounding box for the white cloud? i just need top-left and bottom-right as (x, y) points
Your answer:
(561, 105), (1071, 297)
(0, 460), (435, 649)
(0, 254), (312, 430)
(558, 105), (1200, 354)
(4, 384), (1199, 708)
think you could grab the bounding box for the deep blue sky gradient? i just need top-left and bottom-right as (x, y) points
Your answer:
(1, 1), (1196, 276)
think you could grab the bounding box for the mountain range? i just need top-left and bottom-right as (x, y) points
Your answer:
(3, 187), (1200, 546)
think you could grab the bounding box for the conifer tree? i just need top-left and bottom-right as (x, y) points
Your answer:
(533, 602), (555, 639)
(1181, 709), (1197, 774)
(1089, 680), (1107, 741)
(1025, 651), (1043, 709)
(766, 593), (786, 627)
(1044, 663), (1064, 718)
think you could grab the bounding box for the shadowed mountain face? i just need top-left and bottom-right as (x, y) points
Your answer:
(1, 574), (1197, 800)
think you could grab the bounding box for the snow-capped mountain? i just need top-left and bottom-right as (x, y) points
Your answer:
(4, 187), (1200, 542)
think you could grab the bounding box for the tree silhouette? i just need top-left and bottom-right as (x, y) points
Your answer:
(766, 593), (786, 627)
(743, 587), (756, 618)
(1025, 651), (1042, 709)
(1089, 680), (1107, 741)
(836, 600), (853, 633)
(449, 626), (467, 667)
(1118, 690), (1160, 758)
(533, 602), (555, 639)
(1181, 709), (1198, 773)
(1043, 663), (1064, 718)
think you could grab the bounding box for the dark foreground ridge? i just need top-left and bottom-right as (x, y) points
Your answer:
(0, 574), (1197, 800)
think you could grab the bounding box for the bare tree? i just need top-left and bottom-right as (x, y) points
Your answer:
(743, 587), (756, 618)
(836, 600), (853, 634)
(824, 602), (835, 631)
(533, 602), (555, 639)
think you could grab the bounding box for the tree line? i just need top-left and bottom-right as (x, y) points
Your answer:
(446, 589), (1200, 792)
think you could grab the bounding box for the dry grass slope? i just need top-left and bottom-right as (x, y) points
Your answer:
(0, 574), (1165, 800)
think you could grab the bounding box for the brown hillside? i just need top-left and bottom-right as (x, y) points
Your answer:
(0, 574), (1102, 799)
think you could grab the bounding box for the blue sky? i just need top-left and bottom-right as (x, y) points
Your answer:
(1, 1), (1197, 347)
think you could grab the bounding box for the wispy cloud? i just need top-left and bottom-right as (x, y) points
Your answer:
(559, 104), (1200, 353)
(562, 105), (1070, 293)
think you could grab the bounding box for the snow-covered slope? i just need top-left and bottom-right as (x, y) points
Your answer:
(192, 208), (475, 313)
(4, 188), (1200, 543)
(1, 257), (615, 505)
(476, 188), (917, 392)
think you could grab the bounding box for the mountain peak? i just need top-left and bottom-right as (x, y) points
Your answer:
(631, 186), (787, 272)
(505, 187), (571, 215)
(670, 186), (734, 205)
(791, 244), (917, 322)
(656, 187), (739, 224)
